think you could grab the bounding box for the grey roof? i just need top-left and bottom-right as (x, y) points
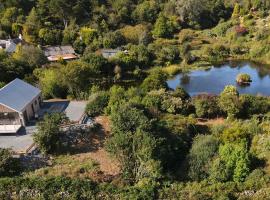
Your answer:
(101, 49), (121, 58)
(43, 45), (75, 57)
(101, 49), (121, 53)
(0, 79), (41, 112)
(11, 38), (23, 45)
(65, 101), (87, 122)
(5, 42), (16, 53)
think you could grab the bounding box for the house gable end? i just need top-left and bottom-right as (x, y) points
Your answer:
(0, 103), (18, 113)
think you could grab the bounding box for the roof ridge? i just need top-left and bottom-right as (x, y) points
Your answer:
(0, 78), (41, 112)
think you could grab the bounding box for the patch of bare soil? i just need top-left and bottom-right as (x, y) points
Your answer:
(196, 118), (225, 126)
(87, 116), (120, 177)
(95, 115), (111, 134)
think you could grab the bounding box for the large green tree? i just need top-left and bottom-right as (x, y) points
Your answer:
(176, 0), (230, 29)
(34, 113), (67, 154)
(211, 141), (251, 182)
(23, 7), (41, 43)
(106, 103), (162, 182)
(218, 85), (242, 119)
(132, 0), (160, 23)
(13, 45), (47, 67)
(152, 14), (174, 38)
(36, 67), (66, 99)
(61, 60), (100, 98)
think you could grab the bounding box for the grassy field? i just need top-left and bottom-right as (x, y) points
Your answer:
(28, 154), (100, 179)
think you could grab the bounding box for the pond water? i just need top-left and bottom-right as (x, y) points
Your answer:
(167, 61), (270, 96)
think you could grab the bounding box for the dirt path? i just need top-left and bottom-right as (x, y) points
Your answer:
(87, 116), (119, 176)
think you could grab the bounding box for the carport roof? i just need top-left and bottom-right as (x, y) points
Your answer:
(0, 78), (41, 112)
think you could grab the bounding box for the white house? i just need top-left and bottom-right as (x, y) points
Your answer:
(0, 79), (41, 133)
(0, 40), (17, 53)
(0, 35), (24, 53)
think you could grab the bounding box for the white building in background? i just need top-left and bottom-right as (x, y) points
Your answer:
(99, 49), (124, 59)
(43, 45), (78, 62)
(0, 35), (24, 53)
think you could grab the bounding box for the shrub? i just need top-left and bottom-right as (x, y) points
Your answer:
(79, 27), (98, 45)
(38, 28), (62, 45)
(212, 21), (233, 37)
(141, 69), (168, 92)
(86, 91), (109, 117)
(114, 52), (137, 72)
(158, 46), (180, 65)
(103, 31), (125, 48)
(213, 141), (251, 182)
(105, 86), (126, 115)
(193, 94), (221, 118)
(162, 65), (181, 76)
(218, 85), (242, 119)
(236, 73), (252, 84)
(0, 177), (98, 199)
(203, 44), (230, 62)
(148, 43), (181, 66)
(132, 0), (159, 23)
(0, 82), (5, 88)
(158, 114), (197, 169)
(251, 134), (270, 160)
(128, 44), (151, 67)
(240, 95), (270, 117)
(230, 44), (246, 55)
(82, 53), (110, 74)
(161, 95), (185, 114)
(188, 135), (219, 181)
(172, 86), (190, 100)
(235, 26), (248, 36)
(0, 149), (21, 177)
(143, 89), (191, 115)
(152, 14), (175, 38)
(13, 45), (48, 67)
(37, 68), (67, 99)
(220, 122), (253, 143)
(244, 169), (270, 190)
(142, 89), (165, 114)
(34, 113), (67, 154)
(120, 24), (152, 44)
(178, 29), (197, 43)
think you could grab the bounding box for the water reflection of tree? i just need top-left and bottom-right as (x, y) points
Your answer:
(257, 68), (270, 79)
(181, 74), (190, 85)
(237, 83), (250, 88)
(218, 61), (270, 79)
(204, 67), (212, 72)
(247, 61), (270, 78)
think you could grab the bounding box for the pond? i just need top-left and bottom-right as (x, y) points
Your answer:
(167, 61), (270, 96)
